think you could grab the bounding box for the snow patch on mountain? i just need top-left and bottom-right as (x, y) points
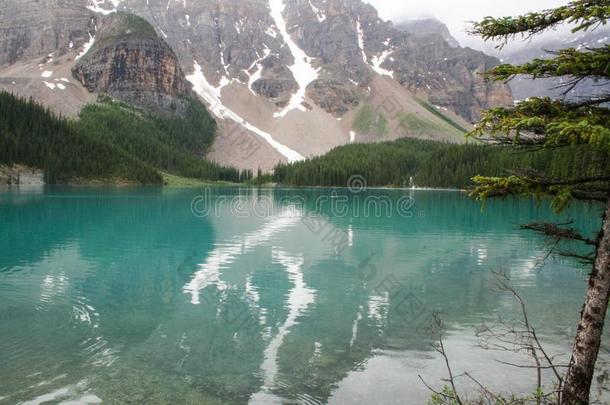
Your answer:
(269, 0), (320, 118)
(186, 62), (227, 113)
(247, 66), (263, 95)
(266, 26), (278, 38)
(75, 33), (96, 61)
(187, 61), (305, 162)
(308, 0), (326, 23)
(371, 50), (394, 78)
(246, 46), (271, 95)
(357, 19), (394, 78)
(356, 19), (367, 64)
(87, 0), (121, 15)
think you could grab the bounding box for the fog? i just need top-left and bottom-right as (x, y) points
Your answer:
(362, 0), (569, 51)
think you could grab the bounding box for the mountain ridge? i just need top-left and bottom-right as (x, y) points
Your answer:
(0, 0), (513, 172)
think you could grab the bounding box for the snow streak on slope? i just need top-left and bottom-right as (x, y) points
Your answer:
(75, 33), (96, 60)
(371, 50), (394, 78)
(269, 0), (320, 118)
(308, 0), (326, 23)
(87, 0), (121, 15)
(356, 19), (368, 64)
(356, 19), (395, 79)
(246, 46), (271, 95)
(186, 61), (305, 162)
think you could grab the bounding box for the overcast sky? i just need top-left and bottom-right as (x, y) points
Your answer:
(362, 0), (568, 50)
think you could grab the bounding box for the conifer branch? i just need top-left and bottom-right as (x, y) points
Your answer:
(470, 173), (610, 211)
(469, 0), (610, 47)
(520, 221), (597, 245)
(484, 46), (610, 81)
(470, 97), (610, 148)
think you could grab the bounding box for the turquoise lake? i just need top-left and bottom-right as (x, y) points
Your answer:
(0, 187), (608, 404)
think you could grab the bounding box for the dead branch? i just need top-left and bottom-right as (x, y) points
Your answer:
(495, 276), (564, 388)
(520, 222), (597, 246)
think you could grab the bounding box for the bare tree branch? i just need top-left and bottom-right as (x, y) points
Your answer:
(521, 222), (597, 245)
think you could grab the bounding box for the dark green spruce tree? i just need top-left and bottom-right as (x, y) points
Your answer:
(470, 1), (610, 403)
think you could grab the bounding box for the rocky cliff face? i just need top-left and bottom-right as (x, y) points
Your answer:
(0, 0), (95, 66)
(386, 37), (514, 122)
(114, 0), (511, 122)
(0, 0), (515, 171)
(72, 12), (191, 116)
(0, 0), (512, 122)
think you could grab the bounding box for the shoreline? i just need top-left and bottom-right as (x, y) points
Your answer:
(251, 184), (466, 192)
(0, 183), (467, 192)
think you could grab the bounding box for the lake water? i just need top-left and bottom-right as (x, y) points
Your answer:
(0, 187), (608, 404)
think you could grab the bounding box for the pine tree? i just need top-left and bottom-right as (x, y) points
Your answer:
(469, 1), (610, 403)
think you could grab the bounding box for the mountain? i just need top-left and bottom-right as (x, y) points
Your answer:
(72, 12), (193, 116)
(0, 0), (513, 172)
(0, 0), (97, 116)
(0, 0), (94, 66)
(395, 17), (460, 48)
(0, 11), (248, 185)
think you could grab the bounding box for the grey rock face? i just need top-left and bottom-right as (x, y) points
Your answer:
(71, 12), (192, 116)
(0, 0), (95, 66)
(251, 55), (298, 105)
(386, 37), (513, 122)
(118, 0), (305, 111)
(115, 0), (510, 122)
(1, 0), (512, 123)
(119, 0), (293, 86)
(286, 0), (511, 121)
(306, 79), (360, 116)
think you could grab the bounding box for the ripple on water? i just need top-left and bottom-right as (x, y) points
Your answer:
(0, 188), (605, 404)
(0, 278), (118, 402)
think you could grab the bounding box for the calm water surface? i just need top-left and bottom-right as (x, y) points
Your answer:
(0, 187), (608, 404)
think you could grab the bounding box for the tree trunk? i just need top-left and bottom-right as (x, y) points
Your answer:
(561, 198), (610, 405)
